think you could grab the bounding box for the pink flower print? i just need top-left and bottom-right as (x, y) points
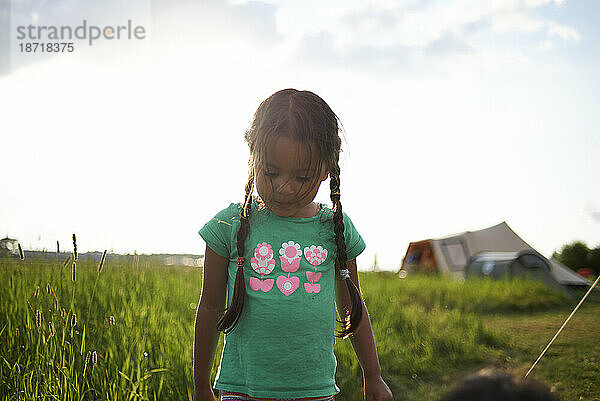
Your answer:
(304, 245), (327, 267)
(306, 271), (322, 282)
(276, 275), (300, 296)
(254, 242), (274, 262)
(250, 257), (275, 275)
(250, 277), (274, 292)
(251, 242), (275, 276)
(304, 282), (321, 294)
(279, 241), (302, 273)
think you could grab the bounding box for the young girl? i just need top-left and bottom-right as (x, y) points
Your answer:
(194, 89), (393, 401)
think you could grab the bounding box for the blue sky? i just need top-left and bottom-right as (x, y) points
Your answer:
(1, 0), (598, 270)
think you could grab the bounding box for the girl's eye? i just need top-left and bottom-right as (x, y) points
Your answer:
(297, 176), (312, 183)
(265, 171), (278, 178)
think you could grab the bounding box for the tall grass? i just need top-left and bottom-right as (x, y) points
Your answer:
(0, 259), (569, 400)
(360, 272), (570, 314)
(1, 257), (200, 400)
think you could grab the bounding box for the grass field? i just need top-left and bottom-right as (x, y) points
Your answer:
(1, 257), (598, 400)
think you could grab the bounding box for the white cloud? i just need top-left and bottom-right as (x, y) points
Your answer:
(6, 0), (581, 78)
(268, 0), (570, 49)
(490, 12), (544, 33)
(548, 23), (581, 41)
(231, 0), (579, 76)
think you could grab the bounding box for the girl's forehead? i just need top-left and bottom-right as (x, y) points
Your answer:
(262, 136), (322, 170)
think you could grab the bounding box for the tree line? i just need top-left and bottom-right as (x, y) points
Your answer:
(552, 241), (600, 275)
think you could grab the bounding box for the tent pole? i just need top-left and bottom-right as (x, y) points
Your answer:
(525, 274), (600, 378)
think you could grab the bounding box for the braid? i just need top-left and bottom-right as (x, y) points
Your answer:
(216, 167), (254, 333)
(330, 163), (363, 339)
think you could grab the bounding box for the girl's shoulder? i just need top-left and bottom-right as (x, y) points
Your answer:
(213, 202), (243, 220)
(202, 203), (242, 232)
(198, 203), (243, 258)
(317, 204), (356, 223)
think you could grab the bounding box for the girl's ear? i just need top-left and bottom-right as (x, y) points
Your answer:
(321, 170), (330, 181)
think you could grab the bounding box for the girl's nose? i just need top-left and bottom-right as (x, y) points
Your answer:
(275, 178), (297, 195)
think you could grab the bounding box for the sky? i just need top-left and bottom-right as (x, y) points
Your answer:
(0, 0), (599, 270)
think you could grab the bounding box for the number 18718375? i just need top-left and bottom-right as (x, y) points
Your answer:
(19, 42), (74, 52)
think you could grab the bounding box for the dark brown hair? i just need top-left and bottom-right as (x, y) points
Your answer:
(440, 369), (560, 401)
(216, 88), (363, 338)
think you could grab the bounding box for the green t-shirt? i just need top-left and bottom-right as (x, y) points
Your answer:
(198, 202), (366, 399)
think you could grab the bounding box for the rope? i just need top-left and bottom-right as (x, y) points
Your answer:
(524, 274), (600, 378)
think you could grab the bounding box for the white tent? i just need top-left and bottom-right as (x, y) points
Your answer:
(402, 222), (589, 287)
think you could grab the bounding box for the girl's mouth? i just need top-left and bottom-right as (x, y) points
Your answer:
(274, 200), (294, 208)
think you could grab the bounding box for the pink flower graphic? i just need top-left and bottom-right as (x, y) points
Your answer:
(279, 241), (302, 273)
(279, 241), (302, 261)
(251, 257), (275, 275)
(304, 245), (328, 266)
(254, 242), (274, 262)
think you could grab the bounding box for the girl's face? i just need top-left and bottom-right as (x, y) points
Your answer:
(255, 136), (328, 218)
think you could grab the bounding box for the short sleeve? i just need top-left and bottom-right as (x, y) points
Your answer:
(342, 212), (366, 261)
(198, 203), (240, 258)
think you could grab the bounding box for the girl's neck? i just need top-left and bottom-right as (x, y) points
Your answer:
(292, 202), (321, 218)
(255, 198), (321, 218)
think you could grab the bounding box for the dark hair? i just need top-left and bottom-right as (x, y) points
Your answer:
(216, 88), (363, 338)
(440, 369), (560, 401)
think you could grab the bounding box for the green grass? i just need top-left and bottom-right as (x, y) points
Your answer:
(1, 258), (597, 400)
(482, 305), (600, 400)
(1, 257), (199, 400)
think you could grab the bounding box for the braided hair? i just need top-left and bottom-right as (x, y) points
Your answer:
(217, 89), (363, 338)
(216, 163), (254, 333)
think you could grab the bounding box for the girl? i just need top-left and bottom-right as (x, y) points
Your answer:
(194, 89), (393, 401)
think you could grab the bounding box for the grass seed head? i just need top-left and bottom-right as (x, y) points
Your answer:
(35, 310), (42, 328)
(72, 234), (78, 261)
(46, 283), (51, 294)
(72, 261), (77, 281)
(48, 322), (55, 337)
(71, 313), (77, 327)
(61, 308), (67, 319)
(98, 250), (107, 273)
(15, 327), (19, 337)
(34, 286), (40, 298)
(109, 315), (116, 326)
(18, 243), (24, 260)
(57, 240), (60, 254)
(91, 350), (98, 365)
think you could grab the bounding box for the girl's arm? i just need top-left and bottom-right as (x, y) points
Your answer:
(335, 259), (393, 401)
(194, 245), (228, 401)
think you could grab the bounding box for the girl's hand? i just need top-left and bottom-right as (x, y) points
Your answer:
(193, 387), (216, 401)
(364, 374), (393, 401)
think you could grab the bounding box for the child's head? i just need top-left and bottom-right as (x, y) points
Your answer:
(216, 89), (363, 338)
(245, 88), (341, 217)
(440, 369), (560, 401)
